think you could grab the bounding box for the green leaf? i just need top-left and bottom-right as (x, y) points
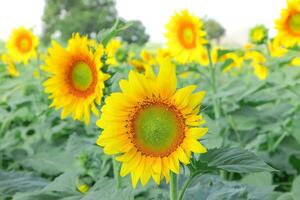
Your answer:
(241, 172), (272, 186)
(97, 18), (132, 47)
(19, 144), (78, 175)
(0, 170), (49, 198)
(82, 177), (134, 200)
(292, 175), (300, 199)
(198, 148), (276, 173)
(276, 193), (295, 200)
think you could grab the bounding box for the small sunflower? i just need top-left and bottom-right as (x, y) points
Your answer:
(6, 27), (39, 64)
(268, 37), (288, 57)
(165, 10), (207, 64)
(96, 61), (207, 188)
(42, 33), (109, 124)
(198, 47), (218, 66)
(1, 54), (20, 77)
(291, 57), (300, 66)
(253, 63), (268, 80)
(140, 50), (156, 66)
(249, 25), (268, 45)
(244, 50), (266, 64)
(275, 0), (300, 47)
(221, 52), (244, 72)
(105, 39), (127, 66)
(156, 48), (172, 64)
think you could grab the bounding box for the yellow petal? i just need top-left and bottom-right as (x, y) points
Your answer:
(131, 155), (146, 188)
(177, 147), (190, 164)
(184, 138), (207, 154)
(186, 127), (208, 139)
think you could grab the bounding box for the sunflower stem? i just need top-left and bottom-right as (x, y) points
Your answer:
(206, 45), (221, 121)
(170, 172), (178, 200)
(112, 156), (121, 189)
(178, 173), (195, 200)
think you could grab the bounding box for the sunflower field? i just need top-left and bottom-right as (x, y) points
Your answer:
(1, 0), (300, 200)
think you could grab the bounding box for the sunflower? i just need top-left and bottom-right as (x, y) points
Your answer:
(268, 37), (288, 57)
(221, 52), (244, 72)
(105, 39), (127, 66)
(165, 10), (207, 64)
(244, 50), (266, 64)
(1, 54), (20, 77)
(249, 25), (268, 45)
(198, 47), (219, 66)
(253, 63), (268, 80)
(291, 57), (300, 66)
(140, 50), (156, 66)
(275, 0), (300, 47)
(6, 27), (39, 64)
(42, 33), (109, 124)
(156, 48), (172, 64)
(96, 61), (207, 188)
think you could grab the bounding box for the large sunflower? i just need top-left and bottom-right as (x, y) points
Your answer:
(42, 33), (109, 124)
(96, 61), (208, 188)
(6, 27), (39, 64)
(275, 0), (300, 47)
(165, 10), (207, 64)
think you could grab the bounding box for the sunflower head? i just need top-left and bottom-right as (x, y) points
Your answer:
(290, 56), (300, 66)
(6, 26), (39, 64)
(165, 10), (207, 64)
(198, 47), (219, 66)
(268, 37), (288, 57)
(42, 33), (109, 124)
(140, 50), (156, 65)
(221, 52), (244, 72)
(253, 63), (268, 80)
(105, 39), (126, 66)
(249, 25), (268, 45)
(275, 0), (300, 47)
(156, 48), (172, 64)
(244, 50), (266, 64)
(96, 60), (208, 188)
(1, 54), (20, 77)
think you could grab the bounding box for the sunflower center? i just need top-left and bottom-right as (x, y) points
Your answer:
(71, 62), (93, 91)
(178, 25), (196, 49)
(288, 13), (300, 34)
(133, 104), (184, 156)
(17, 36), (32, 53)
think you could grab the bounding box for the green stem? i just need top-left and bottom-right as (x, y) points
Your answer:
(206, 46), (221, 120)
(272, 131), (289, 152)
(112, 157), (121, 188)
(170, 172), (178, 200)
(178, 174), (195, 200)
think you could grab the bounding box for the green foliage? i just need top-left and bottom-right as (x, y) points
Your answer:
(193, 148), (275, 173)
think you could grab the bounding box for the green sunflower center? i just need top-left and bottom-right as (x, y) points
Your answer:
(71, 62), (93, 91)
(134, 105), (183, 156)
(182, 28), (195, 45)
(288, 13), (300, 34)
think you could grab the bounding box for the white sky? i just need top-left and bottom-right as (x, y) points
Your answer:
(0, 0), (287, 44)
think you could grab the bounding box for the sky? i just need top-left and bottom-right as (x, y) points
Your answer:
(0, 0), (287, 44)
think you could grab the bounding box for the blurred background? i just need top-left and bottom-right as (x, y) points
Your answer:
(0, 0), (286, 46)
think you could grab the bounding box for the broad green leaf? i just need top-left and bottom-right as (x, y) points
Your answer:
(0, 170), (49, 197)
(241, 172), (272, 186)
(292, 175), (300, 199)
(199, 148), (276, 173)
